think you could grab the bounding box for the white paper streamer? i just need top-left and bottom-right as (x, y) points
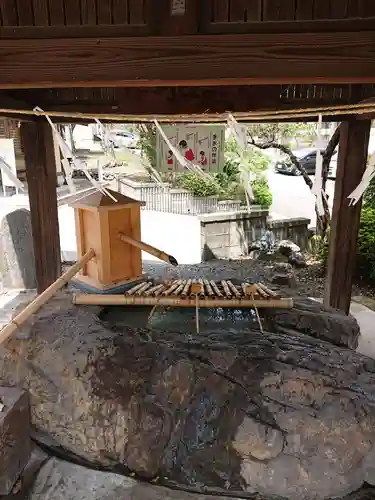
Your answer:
(0, 157), (24, 191)
(348, 151), (375, 206)
(312, 114), (325, 216)
(154, 120), (206, 176)
(226, 114), (254, 202)
(94, 119), (116, 163)
(34, 107), (76, 193)
(34, 107), (117, 202)
(227, 113), (247, 151)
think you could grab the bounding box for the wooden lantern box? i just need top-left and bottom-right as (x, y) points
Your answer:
(72, 189), (146, 293)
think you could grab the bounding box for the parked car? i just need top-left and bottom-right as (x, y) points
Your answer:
(274, 148), (338, 178)
(108, 130), (139, 149)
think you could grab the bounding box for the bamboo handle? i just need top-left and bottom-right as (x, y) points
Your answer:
(118, 233), (178, 266)
(0, 249), (96, 345)
(73, 293), (294, 309)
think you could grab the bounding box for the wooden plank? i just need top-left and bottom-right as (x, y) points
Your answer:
(128, 0), (144, 24)
(64, 0), (82, 25)
(65, 1), (82, 25)
(16, 0), (34, 26)
(361, 0), (375, 16)
(20, 120), (61, 293)
(346, 0), (361, 17)
(0, 0), (18, 25)
(329, 0), (348, 19)
(4, 85), (282, 116)
(229, 0), (261, 22)
(1, 31), (375, 88)
(80, 0), (97, 25)
(48, 0), (65, 25)
(97, 0), (112, 24)
(112, 0), (129, 24)
(324, 119), (371, 314)
(32, 0), (49, 26)
(263, 0), (296, 21)
(150, 0), (198, 35)
(295, 0), (314, 19)
(212, 0), (229, 22)
(313, 0), (331, 19)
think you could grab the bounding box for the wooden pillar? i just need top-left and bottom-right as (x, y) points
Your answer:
(20, 120), (61, 293)
(324, 119), (371, 314)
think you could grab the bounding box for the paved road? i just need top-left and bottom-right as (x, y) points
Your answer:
(267, 169), (335, 227)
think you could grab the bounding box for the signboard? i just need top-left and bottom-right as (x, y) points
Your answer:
(0, 139), (17, 194)
(157, 125), (225, 173)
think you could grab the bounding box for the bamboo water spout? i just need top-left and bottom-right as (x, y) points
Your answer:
(118, 233), (178, 266)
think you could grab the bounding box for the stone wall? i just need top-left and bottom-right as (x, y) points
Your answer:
(200, 210), (310, 261)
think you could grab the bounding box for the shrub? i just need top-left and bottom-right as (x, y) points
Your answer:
(356, 206), (375, 283)
(251, 176), (273, 208)
(177, 172), (220, 197)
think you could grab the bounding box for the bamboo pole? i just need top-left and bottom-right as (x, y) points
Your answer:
(181, 279), (192, 297)
(135, 282), (153, 295)
(257, 283), (278, 298)
(163, 280), (183, 296)
(221, 280), (232, 298)
(0, 249), (96, 345)
(210, 280), (223, 298)
(118, 233), (178, 266)
(144, 284), (165, 297)
(227, 280), (242, 298)
(203, 279), (214, 297)
(73, 294), (293, 309)
(126, 281), (148, 295)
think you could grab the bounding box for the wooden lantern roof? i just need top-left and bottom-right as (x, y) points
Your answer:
(72, 189), (145, 210)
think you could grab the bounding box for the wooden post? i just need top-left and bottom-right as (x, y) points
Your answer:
(324, 119), (371, 314)
(20, 119), (61, 293)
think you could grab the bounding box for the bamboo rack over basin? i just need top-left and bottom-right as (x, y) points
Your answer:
(73, 280), (292, 309)
(73, 294), (293, 308)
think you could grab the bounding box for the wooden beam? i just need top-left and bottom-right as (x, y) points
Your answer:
(20, 120), (61, 293)
(1, 31), (375, 89)
(324, 118), (371, 314)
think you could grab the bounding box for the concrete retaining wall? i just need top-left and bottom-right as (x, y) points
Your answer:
(200, 211), (310, 261)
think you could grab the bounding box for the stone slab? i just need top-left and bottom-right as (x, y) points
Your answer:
(0, 208), (36, 289)
(0, 386), (31, 494)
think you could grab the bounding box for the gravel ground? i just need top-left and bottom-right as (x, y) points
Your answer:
(143, 256), (375, 300)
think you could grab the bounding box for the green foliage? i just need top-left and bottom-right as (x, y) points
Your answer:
(357, 206), (375, 283)
(177, 172), (220, 197)
(221, 139), (272, 207)
(137, 124), (157, 169)
(248, 122), (317, 148)
(251, 177), (273, 208)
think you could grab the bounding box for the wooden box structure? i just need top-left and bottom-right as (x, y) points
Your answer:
(73, 189), (146, 292)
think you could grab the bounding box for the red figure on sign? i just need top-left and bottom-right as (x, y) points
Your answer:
(167, 150), (173, 165)
(199, 151), (208, 166)
(179, 140), (195, 162)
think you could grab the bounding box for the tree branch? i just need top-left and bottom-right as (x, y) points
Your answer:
(249, 137), (313, 189)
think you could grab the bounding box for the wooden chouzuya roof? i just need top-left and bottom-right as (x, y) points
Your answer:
(0, 0), (375, 121)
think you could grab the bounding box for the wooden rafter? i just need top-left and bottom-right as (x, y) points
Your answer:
(1, 31), (375, 89)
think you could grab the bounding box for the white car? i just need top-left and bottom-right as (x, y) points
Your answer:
(109, 130), (139, 149)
